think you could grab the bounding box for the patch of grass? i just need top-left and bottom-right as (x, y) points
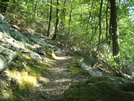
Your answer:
(70, 59), (78, 66)
(8, 71), (38, 88)
(69, 66), (82, 75)
(6, 70), (39, 101)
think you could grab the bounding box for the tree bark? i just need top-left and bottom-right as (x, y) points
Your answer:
(97, 0), (103, 51)
(60, 0), (66, 33)
(47, 0), (53, 36)
(68, 1), (72, 34)
(110, 0), (120, 64)
(52, 0), (60, 40)
(106, 1), (111, 45)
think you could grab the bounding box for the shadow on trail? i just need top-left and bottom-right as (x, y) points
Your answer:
(17, 56), (89, 101)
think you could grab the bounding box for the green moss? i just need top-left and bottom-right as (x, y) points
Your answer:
(69, 66), (87, 75)
(69, 66), (81, 75)
(44, 47), (53, 58)
(9, 52), (49, 77)
(70, 59), (78, 66)
(70, 80), (88, 88)
(6, 52), (55, 101)
(9, 87), (29, 101)
(63, 77), (134, 101)
(0, 84), (17, 101)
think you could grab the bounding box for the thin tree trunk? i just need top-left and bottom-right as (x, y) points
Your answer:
(110, 0), (120, 64)
(52, 0), (60, 40)
(61, 0), (66, 32)
(68, 1), (72, 34)
(85, 7), (91, 35)
(97, 0), (103, 51)
(105, 2), (111, 44)
(47, 0), (53, 36)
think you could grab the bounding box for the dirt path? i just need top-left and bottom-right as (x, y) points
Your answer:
(19, 55), (89, 101)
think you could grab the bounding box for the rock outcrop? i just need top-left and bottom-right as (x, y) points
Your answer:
(0, 13), (50, 72)
(62, 76), (134, 101)
(77, 58), (102, 77)
(0, 55), (8, 73)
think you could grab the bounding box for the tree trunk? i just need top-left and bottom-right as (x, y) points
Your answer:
(68, 1), (72, 34)
(97, 0), (103, 51)
(47, 0), (53, 36)
(0, 0), (9, 13)
(60, 0), (66, 32)
(106, 1), (111, 45)
(52, 0), (59, 40)
(110, 0), (120, 64)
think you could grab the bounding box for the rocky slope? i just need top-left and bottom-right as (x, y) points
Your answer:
(0, 13), (101, 100)
(62, 76), (134, 101)
(0, 13), (134, 101)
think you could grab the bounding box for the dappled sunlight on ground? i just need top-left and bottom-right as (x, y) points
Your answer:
(37, 76), (51, 83)
(52, 51), (71, 60)
(29, 57), (90, 101)
(9, 54), (90, 101)
(54, 78), (72, 83)
(7, 71), (38, 87)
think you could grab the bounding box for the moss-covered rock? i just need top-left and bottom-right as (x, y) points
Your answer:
(62, 76), (134, 101)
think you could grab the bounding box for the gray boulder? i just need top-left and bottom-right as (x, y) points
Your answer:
(30, 37), (48, 47)
(0, 55), (8, 72)
(0, 32), (5, 39)
(10, 30), (29, 43)
(78, 58), (102, 76)
(35, 48), (46, 55)
(28, 51), (42, 63)
(24, 32), (48, 47)
(54, 50), (66, 56)
(54, 50), (63, 56)
(0, 46), (16, 63)
(63, 76), (134, 101)
(0, 14), (11, 34)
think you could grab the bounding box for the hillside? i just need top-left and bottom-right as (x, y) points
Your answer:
(0, 13), (101, 101)
(0, 13), (134, 101)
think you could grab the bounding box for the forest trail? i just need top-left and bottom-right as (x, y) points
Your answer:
(19, 54), (89, 101)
